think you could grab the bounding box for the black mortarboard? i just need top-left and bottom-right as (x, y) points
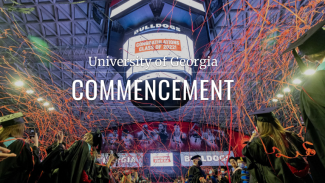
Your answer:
(109, 150), (119, 159)
(191, 155), (201, 160)
(283, 19), (325, 55)
(282, 19), (325, 72)
(92, 129), (103, 152)
(248, 107), (278, 123)
(235, 157), (241, 161)
(0, 112), (24, 127)
(228, 157), (237, 162)
(114, 152), (119, 159)
(122, 129), (129, 134)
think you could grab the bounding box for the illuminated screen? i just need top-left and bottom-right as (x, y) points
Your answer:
(110, 0), (143, 19)
(123, 32), (194, 60)
(150, 153), (174, 167)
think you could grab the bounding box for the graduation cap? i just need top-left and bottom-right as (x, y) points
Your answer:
(191, 155), (201, 160)
(228, 157), (237, 162)
(113, 152), (119, 159)
(235, 157), (242, 161)
(122, 129), (129, 134)
(239, 157), (247, 163)
(91, 129), (103, 152)
(282, 19), (325, 72)
(248, 107), (278, 123)
(0, 112), (24, 127)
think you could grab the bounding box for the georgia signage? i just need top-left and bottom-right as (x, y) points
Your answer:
(180, 151), (234, 167)
(101, 153), (143, 167)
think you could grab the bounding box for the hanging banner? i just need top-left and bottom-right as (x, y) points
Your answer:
(150, 153), (174, 167)
(101, 152), (144, 168)
(180, 151), (234, 167)
(103, 122), (230, 152)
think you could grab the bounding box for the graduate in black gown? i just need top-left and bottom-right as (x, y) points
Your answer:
(243, 107), (312, 183)
(36, 131), (66, 183)
(43, 130), (103, 183)
(282, 19), (325, 183)
(0, 112), (40, 183)
(0, 146), (17, 161)
(217, 166), (229, 183)
(88, 151), (119, 183)
(188, 155), (207, 183)
(88, 154), (108, 183)
(228, 157), (241, 183)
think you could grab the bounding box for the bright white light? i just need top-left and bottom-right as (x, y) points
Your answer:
(126, 68), (132, 78)
(14, 80), (24, 87)
(37, 98), (43, 102)
(111, 0), (204, 19)
(111, 0), (142, 19)
(277, 94), (284, 98)
(293, 78), (301, 84)
(48, 107), (55, 111)
(304, 69), (316, 75)
(26, 90), (34, 94)
(175, 0), (205, 12)
(283, 87), (291, 93)
(272, 98), (278, 102)
(43, 102), (50, 106)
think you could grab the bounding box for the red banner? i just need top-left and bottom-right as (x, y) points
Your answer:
(102, 122), (247, 153)
(153, 155), (171, 163)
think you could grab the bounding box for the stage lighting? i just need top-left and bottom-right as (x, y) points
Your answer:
(283, 87), (290, 93)
(26, 90), (34, 94)
(277, 94), (284, 98)
(293, 78), (301, 84)
(43, 102), (50, 106)
(110, 0), (143, 19)
(37, 98), (43, 102)
(48, 107), (55, 111)
(272, 98), (278, 102)
(14, 80), (24, 87)
(172, 0), (205, 12)
(304, 69), (316, 75)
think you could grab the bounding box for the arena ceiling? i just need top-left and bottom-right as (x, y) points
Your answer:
(0, 0), (324, 135)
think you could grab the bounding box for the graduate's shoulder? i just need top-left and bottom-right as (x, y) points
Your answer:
(302, 70), (325, 92)
(188, 165), (200, 173)
(9, 139), (31, 148)
(66, 140), (89, 151)
(70, 140), (88, 146)
(250, 135), (272, 145)
(6, 139), (35, 156)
